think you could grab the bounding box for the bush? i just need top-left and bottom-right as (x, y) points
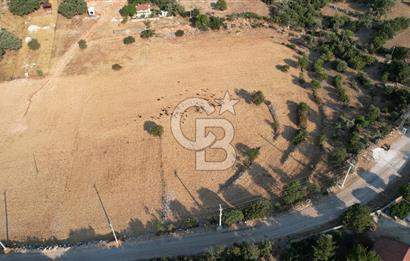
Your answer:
(335, 59), (348, 73)
(330, 148), (348, 167)
(311, 80), (321, 90)
(78, 39), (87, 49)
(0, 28), (22, 51)
(175, 29), (184, 37)
(400, 183), (410, 201)
(147, 122), (164, 137)
(298, 54), (309, 71)
(242, 199), (271, 220)
(382, 60), (410, 83)
(58, 0), (87, 18)
(194, 14), (210, 31)
(342, 204), (373, 233)
(28, 38), (40, 50)
(8, 0), (40, 16)
(214, 0), (227, 11)
(119, 4), (136, 17)
(140, 29), (155, 39)
(251, 90), (265, 105)
(243, 147), (260, 167)
(112, 64), (122, 71)
(123, 35), (135, 44)
(367, 105), (380, 123)
(293, 128), (308, 145)
(347, 245), (381, 261)
(184, 217), (199, 229)
(278, 64), (290, 72)
(282, 181), (308, 206)
(156, 222), (176, 235)
(297, 102), (309, 129)
(390, 201), (410, 219)
(223, 209), (244, 226)
(209, 16), (224, 30)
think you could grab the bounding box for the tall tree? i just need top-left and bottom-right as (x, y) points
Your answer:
(313, 235), (336, 261)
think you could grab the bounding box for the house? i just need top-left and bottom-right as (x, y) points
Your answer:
(373, 237), (410, 261)
(87, 6), (95, 16)
(136, 4), (151, 18)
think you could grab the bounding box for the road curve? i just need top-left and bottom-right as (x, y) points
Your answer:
(1, 132), (410, 261)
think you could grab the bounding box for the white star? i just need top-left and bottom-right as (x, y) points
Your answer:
(216, 91), (239, 115)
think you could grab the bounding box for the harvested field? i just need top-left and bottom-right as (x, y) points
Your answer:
(0, 25), (327, 241)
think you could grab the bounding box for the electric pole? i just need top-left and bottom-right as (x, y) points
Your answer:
(218, 204), (223, 231)
(339, 160), (355, 189)
(0, 241), (6, 252)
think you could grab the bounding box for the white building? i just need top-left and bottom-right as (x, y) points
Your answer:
(87, 6), (95, 16)
(136, 4), (151, 18)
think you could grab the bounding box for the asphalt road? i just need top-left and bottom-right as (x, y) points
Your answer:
(2, 132), (410, 261)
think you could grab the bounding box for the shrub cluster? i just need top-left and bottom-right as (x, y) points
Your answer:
(0, 28), (22, 57)
(58, 0), (87, 18)
(8, 0), (41, 16)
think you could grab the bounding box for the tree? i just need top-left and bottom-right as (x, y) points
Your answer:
(112, 64), (122, 71)
(298, 54), (309, 71)
(147, 122), (164, 137)
(214, 0), (227, 11)
(8, 0), (41, 16)
(282, 181), (308, 206)
(342, 204), (373, 233)
(27, 38), (40, 50)
(58, 0), (87, 18)
(330, 147), (348, 167)
(278, 64), (290, 72)
(390, 201), (410, 219)
(367, 105), (380, 123)
(119, 4), (136, 17)
(123, 35), (135, 44)
(400, 183), (410, 201)
(184, 217), (199, 229)
(297, 102), (309, 129)
(383, 60), (410, 84)
(293, 128), (308, 145)
(242, 199), (271, 220)
(347, 245), (381, 261)
(258, 241), (273, 257)
(194, 14), (209, 31)
(313, 235), (336, 261)
(0, 28), (22, 51)
(78, 39), (87, 49)
(140, 29), (154, 39)
(209, 16), (223, 30)
(244, 147), (260, 167)
(251, 90), (265, 105)
(175, 29), (184, 37)
(311, 80), (321, 90)
(335, 59), (348, 73)
(223, 209), (244, 226)
(241, 243), (260, 261)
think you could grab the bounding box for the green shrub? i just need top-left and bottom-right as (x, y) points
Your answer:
(251, 90), (265, 105)
(0, 28), (22, 51)
(390, 201), (410, 219)
(36, 69), (44, 77)
(282, 181), (308, 206)
(367, 105), (381, 123)
(400, 183), (410, 201)
(297, 102), (309, 129)
(318, 134), (327, 147)
(194, 14), (210, 31)
(311, 80), (321, 90)
(8, 0), (41, 16)
(243, 147), (260, 167)
(28, 38), (40, 50)
(119, 4), (136, 17)
(58, 0), (87, 18)
(147, 122), (164, 137)
(214, 0), (227, 11)
(184, 217), (199, 229)
(330, 148), (348, 167)
(335, 59), (348, 73)
(209, 16), (224, 30)
(242, 199), (271, 220)
(140, 29), (155, 39)
(123, 35), (135, 44)
(293, 128), (308, 145)
(298, 54), (309, 71)
(278, 64), (290, 72)
(175, 29), (184, 37)
(342, 204), (373, 233)
(78, 39), (87, 49)
(223, 209), (244, 226)
(112, 64), (122, 71)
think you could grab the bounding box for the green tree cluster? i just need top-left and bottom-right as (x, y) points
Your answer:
(8, 0), (41, 16)
(58, 0), (87, 18)
(0, 28), (22, 57)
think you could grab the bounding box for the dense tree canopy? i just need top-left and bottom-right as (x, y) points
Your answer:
(8, 0), (41, 16)
(58, 0), (87, 18)
(342, 204), (373, 233)
(0, 28), (22, 52)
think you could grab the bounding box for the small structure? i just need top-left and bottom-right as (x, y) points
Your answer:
(87, 6), (95, 16)
(373, 237), (410, 261)
(160, 10), (169, 17)
(136, 4), (151, 18)
(42, 2), (52, 9)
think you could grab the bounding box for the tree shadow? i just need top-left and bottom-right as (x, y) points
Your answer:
(286, 100), (299, 126)
(68, 226), (97, 243)
(351, 187), (378, 204)
(357, 167), (386, 190)
(284, 58), (298, 68)
(234, 88), (252, 104)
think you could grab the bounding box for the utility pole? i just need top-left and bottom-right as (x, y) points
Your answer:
(0, 241), (6, 252)
(218, 204), (223, 231)
(339, 160), (355, 189)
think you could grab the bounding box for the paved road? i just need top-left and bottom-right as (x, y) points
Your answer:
(2, 132), (410, 261)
